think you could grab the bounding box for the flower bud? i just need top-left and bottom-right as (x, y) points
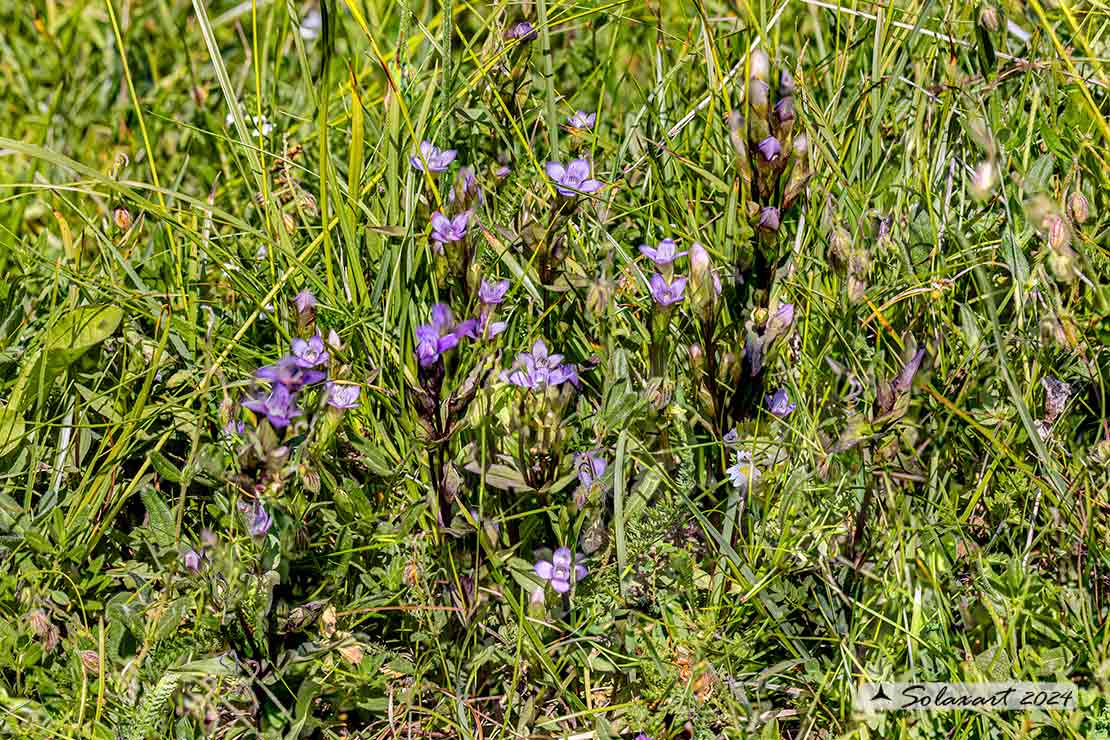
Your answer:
(1069, 190), (1089, 224)
(749, 49), (770, 82)
(978, 3), (999, 32)
(586, 276), (615, 317)
(114, 208), (132, 230)
(689, 343), (705, 371)
(773, 97), (795, 132)
(529, 587), (547, 617)
(828, 227), (851, 271)
(780, 68), (795, 96)
(727, 111), (751, 185)
(689, 243), (719, 321)
(758, 206), (781, 232)
(1046, 214), (1070, 251)
(756, 136), (782, 163)
(970, 160), (996, 201)
(79, 650), (101, 673)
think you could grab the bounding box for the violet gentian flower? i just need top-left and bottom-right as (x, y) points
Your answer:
(635, 735), (653, 740)
(326, 381), (361, 409)
(757, 136), (782, 162)
(546, 159), (602, 197)
(765, 388), (796, 417)
(575, 451), (607, 489)
(257, 356), (327, 390)
(534, 547), (588, 594)
(774, 96), (795, 125)
(758, 206), (781, 232)
(649, 273), (686, 306)
(224, 420), (247, 439)
(410, 140), (457, 172)
(293, 288), (316, 315)
(495, 164), (511, 179)
(500, 339), (579, 389)
(639, 238), (687, 266)
(415, 304), (477, 367)
(504, 21), (537, 41)
(567, 110), (596, 130)
(291, 334), (329, 368)
(726, 450), (760, 492)
(430, 210), (472, 244)
(243, 384), (303, 428)
(479, 279), (510, 305)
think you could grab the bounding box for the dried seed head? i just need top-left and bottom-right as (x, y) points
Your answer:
(1041, 375), (1072, 424)
(79, 650), (101, 673)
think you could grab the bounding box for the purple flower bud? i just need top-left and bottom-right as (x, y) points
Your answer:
(765, 388), (796, 417)
(291, 334), (329, 368)
(293, 288), (316, 316)
(649, 273), (686, 307)
(757, 136), (782, 163)
(773, 96), (795, 125)
(182, 549), (202, 572)
(534, 547), (588, 594)
(780, 68), (795, 95)
(545, 159), (602, 197)
(892, 348), (926, 394)
(409, 140), (457, 173)
(749, 48), (770, 82)
(238, 500), (272, 538)
(326, 381), (361, 409)
(758, 206), (781, 232)
(567, 110), (596, 130)
(495, 164), (511, 179)
(430, 210), (472, 243)
(639, 238), (687, 266)
(505, 21), (537, 41)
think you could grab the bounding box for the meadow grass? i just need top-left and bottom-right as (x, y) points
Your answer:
(0, 0), (1108, 738)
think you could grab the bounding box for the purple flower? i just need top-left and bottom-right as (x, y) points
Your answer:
(765, 302), (795, 342)
(224, 420), (246, 439)
(257, 356), (327, 390)
(239, 500), (272, 538)
(639, 238), (687, 266)
(326, 381), (361, 409)
(243, 383), (303, 428)
(479, 279), (510, 305)
(575, 451), (607, 489)
(430, 210), (472, 244)
(410, 140), (457, 172)
(291, 334), (329, 368)
(479, 314), (508, 339)
(758, 206), (781, 232)
(534, 547), (588, 594)
(415, 304), (477, 367)
(649, 273), (686, 306)
(765, 388), (796, 417)
(293, 288), (316, 315)
(635, 735), (653, 740)
(757, 136), (782, 162)
(545, 159), (602, 197)
(504, 21), (537, 41)
(495, 164), (511, 179)
(567, 110), (596, 129)
(448, 167), (482, 205)
(182, 549), (202, 573)
(499, 339), (578, 389)
(774, 96), (795, 124)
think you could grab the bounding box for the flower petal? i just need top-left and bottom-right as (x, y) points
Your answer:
(544, 161), (566, 181)
(534, 560), (554, 579)
(551, 578), (570, 594)
(566, 159), (591, 181)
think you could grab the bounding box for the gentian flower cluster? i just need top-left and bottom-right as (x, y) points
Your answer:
(499, 339), (579, 390)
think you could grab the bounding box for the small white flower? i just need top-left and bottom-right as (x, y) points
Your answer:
(726, 450), (760, 492)
(299, 8), (322, 40)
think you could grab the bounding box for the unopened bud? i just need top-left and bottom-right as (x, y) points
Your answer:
(970, 160), (996, 201)
(749, 79), (770, 120)
(978, 4), (999, 32)
(779, 68), (795, 96)
(689, 243), (719, 321)
(529, 587), (546, 617)
(586, 276), (615, 317)
(1069, 190), (1089, 224)
(114, 208), (132, 230)
(1046, 214), (1070, 251)
(829, 226), (851, 271)
(758, 207), (781, 232)
(749, 49), (770, 82)
(689, 343), (704, 371)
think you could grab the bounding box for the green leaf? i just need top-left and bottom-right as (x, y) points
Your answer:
(140, 486), (176, 548)
(0, 404), (26, 456)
